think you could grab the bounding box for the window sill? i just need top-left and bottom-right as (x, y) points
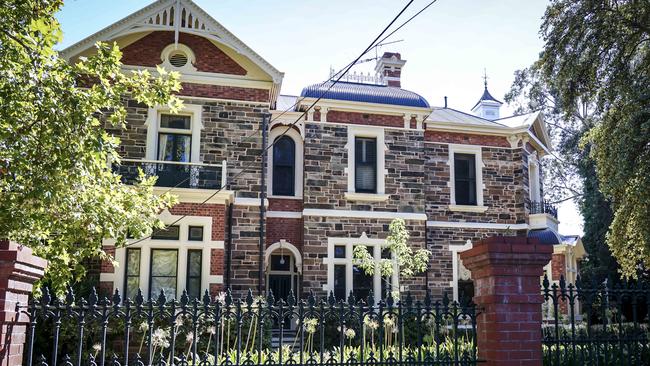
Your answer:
(267, 195), (303, 200)
(345, 192), (390, 202)
(448, 205), (488, 213)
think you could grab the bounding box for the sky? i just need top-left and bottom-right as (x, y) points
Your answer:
(55, 0), (583, 236)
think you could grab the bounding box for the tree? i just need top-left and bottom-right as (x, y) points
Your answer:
(535, 0), (650, 277)
(0, 0), (182, 292)
(353, 219), (431, 298)
(505, 64), (619, 283)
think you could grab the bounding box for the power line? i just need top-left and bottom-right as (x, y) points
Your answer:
(226, 0), (439, 150)
(125, 0), (436, 247)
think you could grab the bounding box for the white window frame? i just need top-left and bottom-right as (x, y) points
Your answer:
(106, 210), (224, 299)
(145, 104), (203, 163)
(449, 240), (473, 302)
(528, 152), (541, 202)
(344, 126), (389, 202)
(324, 233), (398, 303)
(160, 43), (198, 73)
(267, 127), (303, 198)
(447, 144), (487, 212)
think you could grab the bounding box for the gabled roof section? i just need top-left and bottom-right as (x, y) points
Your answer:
(427, 107), (507, 127)
(471, 87), (503, 110)
(497, 111), (552, 151)
(300, 81), (430, 108)
(60, 0), (283, 83)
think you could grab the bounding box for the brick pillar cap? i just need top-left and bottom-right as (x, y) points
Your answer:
(459, 236), (552, 278)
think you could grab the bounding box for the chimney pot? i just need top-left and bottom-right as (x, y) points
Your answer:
(444, 96), (448, 108)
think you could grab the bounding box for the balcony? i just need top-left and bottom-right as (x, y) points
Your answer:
(529, 200), (558, 219)
(528, 199), (559, 232)
(114, 159), (226, 190)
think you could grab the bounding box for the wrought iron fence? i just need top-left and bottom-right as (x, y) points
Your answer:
(20, 287), (479, 366)
(542, 275), (650, 365)
(529, 200), (558, 219)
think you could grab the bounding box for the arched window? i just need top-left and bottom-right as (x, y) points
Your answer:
(272, 136), (295, 196)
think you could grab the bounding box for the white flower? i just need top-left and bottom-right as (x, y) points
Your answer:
(186, 333), (194, 344)
(139, 321), (149, 332)
(384, 317), (395, 327)
(215, 292), (226, 304)
(175, 316), (184, 328)
(303, 318), (318, 334)
(206, 326), (216, 335)
(92, 343), (102, 353)
(345, 328), (356, 339)
(152, 328), (171, 349)
(364, 317), (378, 330)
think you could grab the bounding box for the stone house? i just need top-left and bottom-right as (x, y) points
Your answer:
(62, 0), (560, 305)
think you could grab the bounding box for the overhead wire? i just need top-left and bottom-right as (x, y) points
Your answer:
(125, 0), (439, 247)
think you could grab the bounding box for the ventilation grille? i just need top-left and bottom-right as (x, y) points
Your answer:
(169, 52), (188, 68)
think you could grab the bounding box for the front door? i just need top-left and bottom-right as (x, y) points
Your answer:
(267, 253), (298, 329)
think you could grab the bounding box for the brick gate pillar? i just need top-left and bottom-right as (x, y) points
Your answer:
(460, 236), (552, 366)
(0, 240), (47, 366)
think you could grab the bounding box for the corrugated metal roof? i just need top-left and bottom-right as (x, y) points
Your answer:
(300, 81), (430, 108)
(427, 107), (507, 127)
(276, 95), (298, 111)
(560, 235), (580, 246)
(496, 112), (539, 128)
(528, 228), (561, 245)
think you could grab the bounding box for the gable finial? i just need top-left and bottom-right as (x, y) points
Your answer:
(482, 68), (489, 89)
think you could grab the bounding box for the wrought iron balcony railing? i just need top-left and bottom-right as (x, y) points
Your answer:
(114, 158), (226, 190)
(529, 199), (558, 219)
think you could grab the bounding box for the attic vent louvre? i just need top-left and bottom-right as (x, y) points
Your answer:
(169, 52), (188, 68)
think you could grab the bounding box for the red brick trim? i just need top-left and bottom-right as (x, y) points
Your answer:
(168, 203), (226, 241)
(425, 130), (511, 147)
(327, 110), (404, 128)
(210, 249), (224, 276)
(266, 218), (303, 251)
(178, 82), (270, 102)
(121, 31), (246, 75)
(268, 198), (303, 212)
(100, 246), (115, 273)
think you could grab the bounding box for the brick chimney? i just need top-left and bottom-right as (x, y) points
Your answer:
(375, 52), (406, 88)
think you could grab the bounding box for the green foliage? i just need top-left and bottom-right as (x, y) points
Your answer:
(353, 219), (431, 286)
(0, 0), (182, 292)
(534, 0), (650, 277)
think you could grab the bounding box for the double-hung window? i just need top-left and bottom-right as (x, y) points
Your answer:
(355, 137), (377, 193)
(186, 250), (202, 299)
(157, 114), (192, 187)
(272, 136), (296, 196)
(454, 153), (477, 205)
(158, 114), (192, 162)
(124, 248), (141, 300)
(149, 249), (178, 298)
(327, 237), (396, 303)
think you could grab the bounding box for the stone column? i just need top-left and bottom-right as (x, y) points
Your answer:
(0, 240), (47, 366)
(460, 236), (552, 366)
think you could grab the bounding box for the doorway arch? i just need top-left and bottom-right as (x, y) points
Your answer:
(265, 240), (302, 301)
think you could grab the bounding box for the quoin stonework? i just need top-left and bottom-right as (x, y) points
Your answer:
(60, 0), (580, 307)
